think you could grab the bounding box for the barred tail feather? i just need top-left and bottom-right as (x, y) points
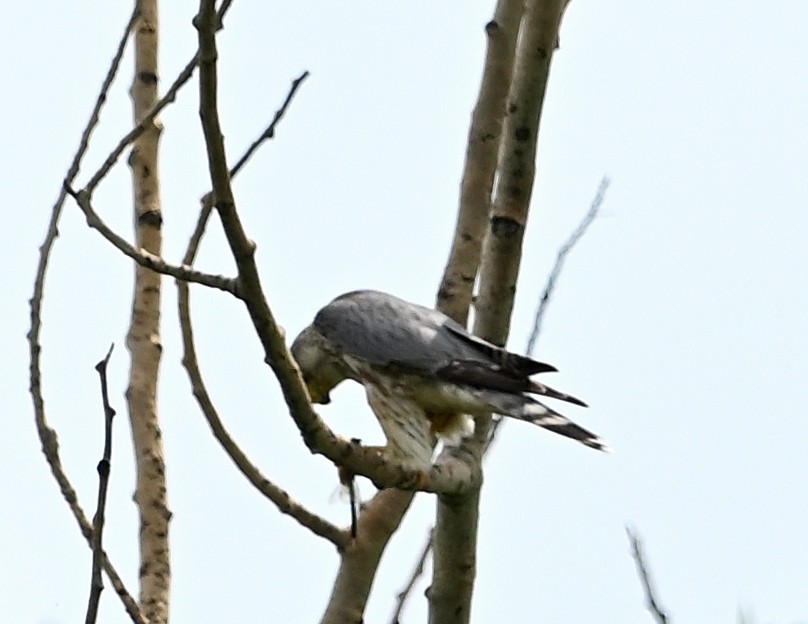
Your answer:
(486, 393), (608, 452)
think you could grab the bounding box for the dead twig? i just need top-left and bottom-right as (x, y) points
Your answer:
(486, 176), (609, 451)
(85, 345), (116, 624)
(176, 71), (349, 547)
(28, 7), (146, 622)
(627, 527), (670, 624)
(389, 530), (433, 624)
(65, 184), (239, 295)
(81, 0), (237, 195)
(525, 176), (610, 355)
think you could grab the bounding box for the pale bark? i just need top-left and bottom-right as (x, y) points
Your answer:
(429, 1), (568, 622)
(127, 3), (171, 623)
(320, 490), (415, 624)
(320, 4), (525, 620)
(437, 0), (524, 326)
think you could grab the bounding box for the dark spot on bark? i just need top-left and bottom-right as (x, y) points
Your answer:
(506, 184), (522, 200)
(485, 20), (499, 35)
(514, 126), (530, 141)
(139, 71), (158, 85)
(460, 232), (473, 242)
(491, 215), (521, 237)
(508, 103), (517, 114)
(461, 274), (474, 284)
(536, 47), (548, 60)
(138, 210), (163, 227)
(512, 167), (524, 179)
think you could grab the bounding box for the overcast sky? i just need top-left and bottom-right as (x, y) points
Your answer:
(3, 2), (808, 623)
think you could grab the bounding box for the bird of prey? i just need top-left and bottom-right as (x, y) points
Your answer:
(291, 290), (607, 469)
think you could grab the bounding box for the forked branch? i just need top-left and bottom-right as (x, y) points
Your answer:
(28, 7), (148, 622)
(193, 0), (480, 496)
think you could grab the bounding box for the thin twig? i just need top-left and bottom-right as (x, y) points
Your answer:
(27, 7), (145, 623)
(82, 0), (237, 195)
(177, 71), (349, 548)
(626, 527), (670, 624)
(184, 71), (310, 266)
(65, 184), (239, 295)
(85, 345), (116, 624)
(486, 176), (609, 451)
(178, 280), (350, 548)
(229, 71), (310, 179)
(525, 176), (610, 355)
(389, 530), (433, 624)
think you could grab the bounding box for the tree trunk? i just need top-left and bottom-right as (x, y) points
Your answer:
(127, 2), (171, 623)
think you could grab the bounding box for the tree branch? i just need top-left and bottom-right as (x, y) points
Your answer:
(27, 7), (146, 622)
(393, 179), (608, 617)
(429, 1), (568, 622)
(525, 176), (609, 354)
(627, 527), (671, 624)
(320, 3), (526, 620)
(487, 176), (609, 450)
(126, 3), (171, 622)
(176, 73), (337, 544)
(389, 529), (433, 624)
(193, 0), (479, 497)
(436, 0), (524, 325)
(81, 0), (236, 195)
(320, 490), (416, 624)
(85, 345), (116, 624)
(65, 184), (238, 295)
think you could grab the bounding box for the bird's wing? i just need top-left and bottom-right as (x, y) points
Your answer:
(313, 290), (585, 406)
(312, 290), (455, 371)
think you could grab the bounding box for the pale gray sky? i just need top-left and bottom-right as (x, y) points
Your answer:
(4, 2), (808, 623)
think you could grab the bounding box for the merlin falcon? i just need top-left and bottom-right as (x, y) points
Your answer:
(291, 290), (607, 469)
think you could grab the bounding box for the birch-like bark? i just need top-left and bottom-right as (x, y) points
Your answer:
(437, 0), (524, 326)
(429, 1), (567, 622)
(127, 3), (170, 623)
(319, 490), (414, 624)
(320, 4), (523, 620)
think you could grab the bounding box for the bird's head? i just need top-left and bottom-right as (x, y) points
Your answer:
(290, 325), (349, 405)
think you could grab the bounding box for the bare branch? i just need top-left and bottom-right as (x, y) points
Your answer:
(27, 7), (146, 622)
(194, 0), (479, 496)
(627, 527), (671, 624)
(127, 4), (171, 622)
(320, 490), (416, 624)
(486, 176), (609, 451)
(389, 530), (433, 624)
(526, 176), (609, 355)
(436, 0), (524, 325)
(65, 185), (238, 295)
(82, 0), (237, 195)
(178, 275), (350, 548)
(85, 345), (116, 624)
(393, 179), (609, 616)
(430, 1), (568, 622)
(176, 70), (343, 544)
(324, 2), (524, 619)
(229, 71), (310, 179)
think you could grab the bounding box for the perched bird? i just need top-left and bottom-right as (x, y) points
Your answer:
(291, 290), (607, 469)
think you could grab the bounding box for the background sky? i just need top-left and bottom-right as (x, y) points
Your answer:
(3, 2), (808, 623)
